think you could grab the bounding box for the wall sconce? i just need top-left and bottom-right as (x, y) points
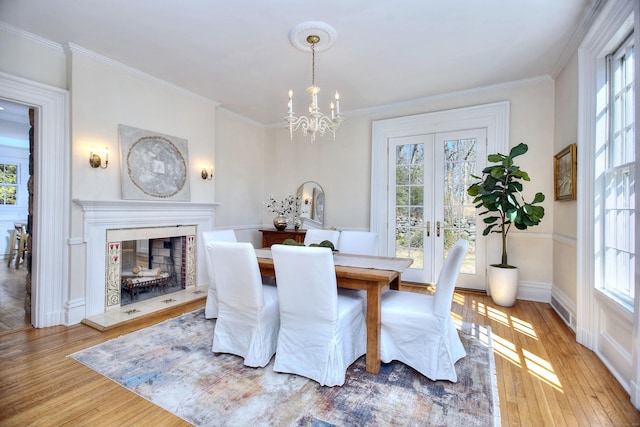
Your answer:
(201, 165), (213, 181)
(89, 147), (109, 169)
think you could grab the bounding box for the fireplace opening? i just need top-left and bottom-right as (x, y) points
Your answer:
(119, 237), (187, 306)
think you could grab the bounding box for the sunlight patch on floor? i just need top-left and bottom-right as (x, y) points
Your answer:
(510, 316), (538, 339)
(469, 296), (563, 392)
(522, 348), (563, 391)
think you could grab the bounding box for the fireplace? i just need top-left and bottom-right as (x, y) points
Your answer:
(106, 226), (197, 309)
(74, 199), (218, 318)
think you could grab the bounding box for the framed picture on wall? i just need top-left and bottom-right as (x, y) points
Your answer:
(119, 124), (191, 201)
(554, 143), (577, 201)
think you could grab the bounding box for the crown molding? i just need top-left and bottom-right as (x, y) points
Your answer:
(550, 0), (608, 78)
(0, 21), (64, 53)
(64, 42), (220, 108)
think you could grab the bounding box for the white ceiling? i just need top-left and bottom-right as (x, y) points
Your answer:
(0, 0), (594, 126)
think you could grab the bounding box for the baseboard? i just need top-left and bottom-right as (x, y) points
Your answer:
(516, 280), (551, 303)
(65, 298), (86, 326)
(631, 379), (640, 410)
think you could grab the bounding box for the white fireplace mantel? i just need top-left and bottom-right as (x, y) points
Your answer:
(73, 199), (219, 318)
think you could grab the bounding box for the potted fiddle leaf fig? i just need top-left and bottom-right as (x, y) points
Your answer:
(467, 143), (545, 306)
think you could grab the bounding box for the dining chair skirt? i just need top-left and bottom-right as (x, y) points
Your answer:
(271, 244), (366, 386)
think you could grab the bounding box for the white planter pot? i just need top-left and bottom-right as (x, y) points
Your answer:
(488, 265), (518, 307)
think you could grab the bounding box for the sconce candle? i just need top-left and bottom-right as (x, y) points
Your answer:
(201, 165), (213, 180)
(89, 146), (109, 169)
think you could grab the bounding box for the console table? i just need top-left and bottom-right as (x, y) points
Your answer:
(259, 229), (306, 247)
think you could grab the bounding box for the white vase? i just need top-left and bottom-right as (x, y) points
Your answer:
(488, 265), (518, 307)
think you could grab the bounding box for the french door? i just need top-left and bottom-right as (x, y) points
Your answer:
(388, 128), (486, 289)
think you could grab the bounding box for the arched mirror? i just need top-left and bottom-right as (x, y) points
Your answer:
(296, 181), (324, 229)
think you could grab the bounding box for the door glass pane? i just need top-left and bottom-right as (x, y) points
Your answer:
(442, 138), (477, 274)
(395, 144), (424, 269)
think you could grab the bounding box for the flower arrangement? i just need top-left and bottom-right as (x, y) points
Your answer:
(263, 194), (300, 216)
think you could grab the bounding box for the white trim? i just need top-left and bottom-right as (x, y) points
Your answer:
(371, 101), (509, 267)
(65, 298), (86, 326)
(0, 71), (70, 328)
(508, 231), (553, 240)
(73, 199), (218, 319)
(517, 281), (552, 303)
(552, 233), (577, 247)
(355, 78), (541, 120)
(0, 22), (65, 53)
(577, 0), (639, 407)
(550, 0), (607, 79)
(63, 42), (220, 109)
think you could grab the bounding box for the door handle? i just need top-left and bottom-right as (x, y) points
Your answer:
(426, 221), (430, 237)
(436, 221), (441, 237)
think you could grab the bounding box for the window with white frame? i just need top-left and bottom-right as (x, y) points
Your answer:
(601, 31), (635, 306)
(0, 162), (19, 205)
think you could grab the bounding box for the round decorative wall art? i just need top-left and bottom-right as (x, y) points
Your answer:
(119, 124), (191, 201)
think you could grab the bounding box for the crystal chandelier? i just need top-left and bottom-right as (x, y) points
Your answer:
(285, 31), (344, 141)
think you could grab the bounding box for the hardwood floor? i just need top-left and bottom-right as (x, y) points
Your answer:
(1, 289), (639, 426)
(0, 261), (30, 332)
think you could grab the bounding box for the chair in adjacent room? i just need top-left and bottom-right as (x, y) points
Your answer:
(206, 241), (280, 368)
(271, 244), (366, 386)
(380, 239), (469, 382)
(7, 223), (27, 269)
(303, 229), (340, 248)
(201, 229), (237, 319)
(336, 230), (377, 255)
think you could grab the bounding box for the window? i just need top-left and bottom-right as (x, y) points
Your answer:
(601, 32), (635, 305)
(0, 163), (19, 205)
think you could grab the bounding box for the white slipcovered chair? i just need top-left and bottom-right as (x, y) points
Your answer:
(206, 241), (280, 368)
(337, 230), (377, 255)
(271, 244), (366, 386)
(202, 229), (238, 319)
(303, 229), (340, 248)
(380, 239), (469, 382)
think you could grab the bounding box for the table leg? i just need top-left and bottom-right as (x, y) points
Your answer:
(364, 282), (384, 374)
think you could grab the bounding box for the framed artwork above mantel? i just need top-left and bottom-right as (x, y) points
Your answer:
(119, 124), (191, 201)
(554, 143), (577, 201)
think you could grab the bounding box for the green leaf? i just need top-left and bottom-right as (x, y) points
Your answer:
(487, 153), (504, 163)
(509, 143), (528, 158)
(511, 170), (530, 180)
(489, 166), (504, 179)
(533, 192), (545, 203)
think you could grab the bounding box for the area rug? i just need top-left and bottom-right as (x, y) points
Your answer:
(70, 309), (499, 427)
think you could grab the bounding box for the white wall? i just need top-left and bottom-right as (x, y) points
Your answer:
(66, 46), (220, 305)
(552, 50), (579, 306)
(214, 109), (266, 247)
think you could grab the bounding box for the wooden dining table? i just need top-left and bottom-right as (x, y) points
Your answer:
(255, 248), (413, 374)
